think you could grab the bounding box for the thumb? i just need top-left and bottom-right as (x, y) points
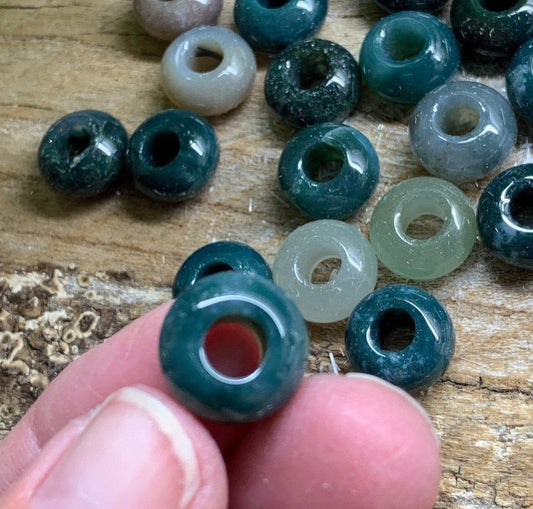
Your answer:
(1, 386), (228, 509)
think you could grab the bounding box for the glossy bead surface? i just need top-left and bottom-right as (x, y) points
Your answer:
(159, 272), (309, 422)
(133, 0), (222, 41)
(506, 38), (533, 124)
(345, 284), (455, 392)
(273, 220), (377, 323)
(161, 26), (256, 116)
(359, 11), (459, 104)
(38, 110), (127, 197)
(370, 177), (476, 280)
(373, 0), (448, 11)
(477, 164), (533, 269)
(410, 81), (517, 183)
(264, 39), (360, 127)
(128, 109), (219, 202)
(234, 0), (327, 53)
(450, 0), (533, 56)
(278, 123), (379, 219)
(172, 241), (272, 297)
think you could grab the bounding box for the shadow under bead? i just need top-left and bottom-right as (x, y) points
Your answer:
(373, 0), (448, 11)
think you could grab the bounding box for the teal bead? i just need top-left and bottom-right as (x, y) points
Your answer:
(506, 38), (533, 124)
(278, 123), (379, 219)
(359, 11), (460, 104)
(38, 110), (127, 197)
(450, 0), (533, 57)
(477, 164), (533, 269)
(370, 177), (477, 280)
(264, 39), (360, 127)
(159, 272), (309, 422)
(172, 241), (272, 297)
(374, 0), (448, 11)
(234, 0), (327, 53)
(128, 109), (219, 202)
(345, 284), (455, 392)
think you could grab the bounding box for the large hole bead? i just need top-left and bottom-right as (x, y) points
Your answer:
(161, 26), (256, 116)
(370, 177), (477, 280)
(345, 284), (455, 392)
(127, 109), (219, 202)
(373, 0), (449, 11)
(506, 39), (533, 125)
(477, 164), (533, 269)
(409, 81), (517, 183)
(359, 11), (460, 105)
(272, 220), (377, 323)
(159, 272), (309, 422)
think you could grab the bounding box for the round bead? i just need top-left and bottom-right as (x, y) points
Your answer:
(359, 11), (460, 105)
(159, 272), (309, 422)
(38, 110), (127, 197)
(278, 123), (379, 219)
(161, 26), (256, 116)
(264, 39), (360, 127)
(345, 284), (455, 392)
(234, 0), (327, 54)
(128, 109), (219, 202)
(370, 177), (476, 280)
(373, 0), (448, 11)
(273, 220), (377, 323)
(133, 0), (222, 41)
(506, 38), (533, 124)
(450, 0), (533, 57)
(172, 241), (272, 297)
(477, 164), (533, 269)
(409, 81), (517, 183)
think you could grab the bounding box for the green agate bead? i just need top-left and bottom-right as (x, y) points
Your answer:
(374, 0), (448, 11)
(506, 38), (533, 124)
(370, 177), (476, 280)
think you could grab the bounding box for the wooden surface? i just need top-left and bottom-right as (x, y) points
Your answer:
(0, 1), (532, 507)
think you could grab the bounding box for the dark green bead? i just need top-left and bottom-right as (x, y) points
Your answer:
(128, 109), (219, 202)
(345, 284), (455, 392)
(38, 110), (127, 197)
(359, 11), (460, 104)
(172, 241), (272, 297)
(278, 123), (379, 219)
(477, 164), (533, 269)
(451, 0), (533, 57)
(159, 272), (309, 422)
(374, 0), (448, 12)
(264, 39), (360, 127)
(506, 38), (533, 124)
(234, 0), (327, 53)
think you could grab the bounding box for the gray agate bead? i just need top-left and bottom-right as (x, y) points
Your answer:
(409, 81), (517, 184)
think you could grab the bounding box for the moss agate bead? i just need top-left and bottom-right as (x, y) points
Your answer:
(477, 164), (533, 269)
(234, 0), (327, 54)
(128, 109), (219, 202)
(38, 110), (127, 197)
(410, 81), (517, 183)
(345, 284), (455, 392)
(172, 241), (272, 297)
(450, 0), (533, 57)
(159, 272), (309, 422)
(373, 0), (448, 11)
(278, 123), (379, 219)
(506, 39), (533, 124)
(264, 39), (360, 127)
(273, 220), (377, 323)
(359, 11), (460, 104)
(370, 177), (476, 280)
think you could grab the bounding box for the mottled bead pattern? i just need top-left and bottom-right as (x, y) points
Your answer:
(374, 0), (448, 11)
(359, 11), (460, 104)
(345, 284), (455, 392)
(506, 38), (533, 124)
(477, 164), (533, 269)
(38, 110), (128, 197)
(409, 81), (517, 183)
(264, 39), (360, 127)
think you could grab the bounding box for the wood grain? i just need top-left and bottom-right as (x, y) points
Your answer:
(0, 1), (532, 507)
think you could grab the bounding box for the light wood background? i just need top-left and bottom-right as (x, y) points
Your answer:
(0, 0), (532, 507)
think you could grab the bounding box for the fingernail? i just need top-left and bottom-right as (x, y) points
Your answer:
(31, 387), (200, 509)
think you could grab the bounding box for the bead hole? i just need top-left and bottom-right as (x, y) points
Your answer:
(292, 51), (330, 90)
(311, 257), (342, 284)
(510, 187), (533, 228)
(405, 215), (445, 240)
(189, 46), (223, 73)
(199, 262), (234, 278)
(257, 0), (291, 7)
(478, 0), (520, 12)
(203, 319), (264, 378)
(383, 26), (428, 61)
(304, 143), (344, 182)
(67, 128), (91, 158)
(377, 309), (416, 352)
(439, 106), (480, 136)
(146, 131), (181, 167)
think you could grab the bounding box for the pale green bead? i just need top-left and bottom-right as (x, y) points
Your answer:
(370, 177), (476, 280)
